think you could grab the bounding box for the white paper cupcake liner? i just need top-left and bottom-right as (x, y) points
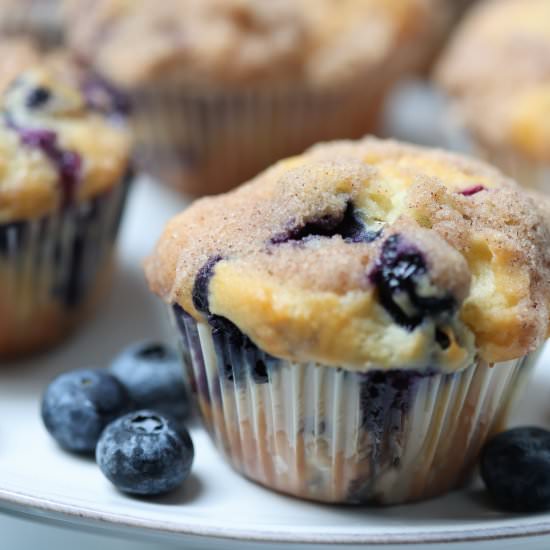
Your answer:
(170, 306), (538, 505)
(0, 173), (131, 358)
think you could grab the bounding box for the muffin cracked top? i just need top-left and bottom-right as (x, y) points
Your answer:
(146, 137), (550, 372)
(435, 0), (550, 162)
(0, 40), (131, 223)
(64, 0), (444, 88)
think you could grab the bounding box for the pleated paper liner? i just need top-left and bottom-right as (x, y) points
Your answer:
(171, 306), (537, 505)
(0, 0), (63, 46)
(0, 172), (131, 359)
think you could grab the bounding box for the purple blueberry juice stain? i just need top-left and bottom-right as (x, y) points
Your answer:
(348, 368), (436, 501)
(369, 234), (455, 330)
(271, 202), (382, 245)
(184, 256), (281, 393)
(11, 124), (82, 208)
(459, 184), (485, 197)
(207, 314), (276, 386)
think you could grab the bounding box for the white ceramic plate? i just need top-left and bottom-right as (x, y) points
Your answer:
(1, 178), (550, 550)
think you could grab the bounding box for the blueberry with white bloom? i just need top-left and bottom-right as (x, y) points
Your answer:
(41, 369), (130, 453)
(110, 341), (190, 422)
(96, 410), (194, 496)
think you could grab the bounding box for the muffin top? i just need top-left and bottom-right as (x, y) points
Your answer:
(64, 0), (443, 89)
(145, 137), (550, 373)
(435, 0), (550, 162)
(0, 41), (131, 223)
(0, 38), (41, 93)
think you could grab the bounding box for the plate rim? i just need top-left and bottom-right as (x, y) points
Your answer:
(2, 487), (550, 545)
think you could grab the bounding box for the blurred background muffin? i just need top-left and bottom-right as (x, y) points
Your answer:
(0, 40), (132, 359)
(449, 0), (478, 20)
(435, 0), (550, 194)
(145, 136), (550, 505)
(63, 0), (449, 197)
(0, 0), (63, 44)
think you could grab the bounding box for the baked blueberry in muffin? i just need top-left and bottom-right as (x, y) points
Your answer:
(146, 137), (550, 504)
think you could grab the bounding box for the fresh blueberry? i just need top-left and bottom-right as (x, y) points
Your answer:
(481, 427), (550, 513)
(41, 369), (131, 453)
(369, 234), (455, 330)
(96, 410), (194, 496)
(110, 341), (190, 423)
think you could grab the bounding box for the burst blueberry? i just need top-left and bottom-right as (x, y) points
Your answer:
(271, 202), (381, 245)
(369, 234), (455, 330)
(481, 427), (550, 513)
(96, 410), (194, 496)
(110, 341), (190, 422)
(41, 369), (131, 453)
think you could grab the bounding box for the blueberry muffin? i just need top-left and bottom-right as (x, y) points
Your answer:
(435, 0), (550, 194)
(0, 0), (62, 44)
(145, 137), (550, 504)
(0, 51), (132, 359)
(63, 0), (448, 197)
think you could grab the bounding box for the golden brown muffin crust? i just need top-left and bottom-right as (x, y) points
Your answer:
(146, 137), (550, 371)
(64, 0), (445, 88)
